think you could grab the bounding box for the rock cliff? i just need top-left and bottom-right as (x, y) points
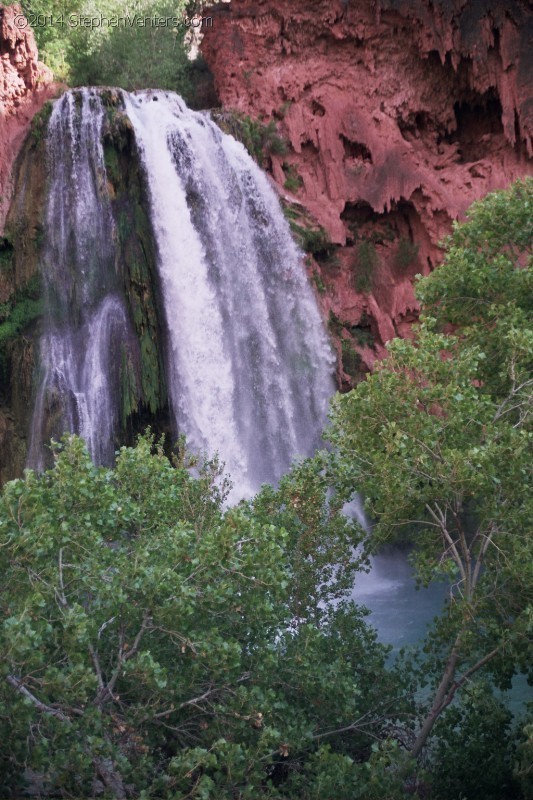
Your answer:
(202, 0), (533, 383)
(0, 3), (55, 233)
(0, 4), (57, 481)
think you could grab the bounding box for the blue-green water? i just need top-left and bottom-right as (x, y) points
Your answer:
(352, 550), (531, 714)
(352, 550), (446, 652)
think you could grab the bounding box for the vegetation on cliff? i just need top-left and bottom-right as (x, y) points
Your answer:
(211, 110), (287, 168)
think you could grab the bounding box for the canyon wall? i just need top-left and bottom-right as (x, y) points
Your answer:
(0, 4), (56, 232)
(0, 4), (57, 481)
(202, 0), (533, 384)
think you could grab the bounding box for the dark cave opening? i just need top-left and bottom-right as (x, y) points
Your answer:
(341, 134), (373, 163)
(447, 91), (504, 162)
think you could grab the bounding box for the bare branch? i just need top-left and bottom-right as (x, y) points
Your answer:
(426, 503), (467, 585)
(7, 675), (71, 723)
(89, 644), (105, 691)
(97, 616), (116, 639)
(96, 612), (152, 707)
(443, 647), (500, 708)
(55, 547), (68, 609)
(123, 612), (152, 662)
(148, 687), (220, 722)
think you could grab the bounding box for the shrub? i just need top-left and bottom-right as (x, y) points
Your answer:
(283, 163), (303, 193)
(353, 239), (378, 292)
(341, 338), (362, 378)
(312, 268), (326, 294)
(395, 236), (419, 271)
(290, 222), (334, 261)
(212, 111), (287, 164)
(0, 275), (42, 345)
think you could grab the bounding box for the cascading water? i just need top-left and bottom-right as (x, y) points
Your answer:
(124, 91), (335, 498)
(28, 90), (139, 470)
(29, 88), (335, 500)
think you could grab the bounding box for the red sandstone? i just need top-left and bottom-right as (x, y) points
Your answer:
(0, 4), (56, 232)
(202, 0), (533, 379)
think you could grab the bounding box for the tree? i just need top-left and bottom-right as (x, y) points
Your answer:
(68, 0), (193, 94)
(0, 434), (403, 797)
(18, 0), (196, 95)
(327, 179), (532, 761)
(19, 0), (80, 78)
(418, 177), (532, 406)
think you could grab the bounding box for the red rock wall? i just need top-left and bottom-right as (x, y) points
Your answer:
(202, 0), (533, 382)
(0, 3), (56, 232)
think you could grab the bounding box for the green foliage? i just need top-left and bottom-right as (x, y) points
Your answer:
(21, 0), (80, 79)
(102, 113), (167, 420)
(394, 236), (419, 271)
(353, 239), (379, 292)
(283, 162), (303, 193)
(244, 452), (367, 618)
(28, 100), (53, 148)
(0, 295), (41, 344)
(350, 325), (374, 349)
(328, 179), (533, 763)
(0, 296), (40, 391)
(69, 1), (193, 95)
(417, 177), (533, 402)
(328, 326), (531, 658)
(341, 338), (362, 379)
(0, 434), (404, 797)
(282, 203), (301, 221)
(514, 723), (533, 799)
(311, 268), (326, 295)
(212, 110), (288, 165)
(328, 309), (344, 337)
(290, 222), (334, 261)
(429, 683), (520, 800)
(0, 236), (14, 276)
(19, 0), (198, 97)
(0, 275), (42, 386)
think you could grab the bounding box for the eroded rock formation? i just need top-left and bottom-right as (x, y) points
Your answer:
(0, 5), (57, 481)
(202, 0), (533, 383)
(0, 3), (56, 232)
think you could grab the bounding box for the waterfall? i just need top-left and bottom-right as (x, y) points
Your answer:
(28, 90), (139, 470)
(29, 88), (335, 500)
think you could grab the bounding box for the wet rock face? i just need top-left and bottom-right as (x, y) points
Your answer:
(202, 0), (533, 377)
(0, 4), (55, 233)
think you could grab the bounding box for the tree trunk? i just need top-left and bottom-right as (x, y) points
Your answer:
(410, 636), (461, 759)
(94, 756), (127, 799)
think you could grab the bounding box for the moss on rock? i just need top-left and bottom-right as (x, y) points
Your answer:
(102, 105), (169, 426)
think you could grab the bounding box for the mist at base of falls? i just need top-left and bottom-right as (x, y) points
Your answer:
(352, 549), (447, 651)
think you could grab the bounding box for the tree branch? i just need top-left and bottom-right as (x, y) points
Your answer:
(410, 641), (500, 759)
(410, 634), (461, 759)
(96, 612), (152, 707)
(89, 644), (105, 691)
(7, 675), (71, 723)
(426, 503), (466, 585)
(148, 686), (221, 722)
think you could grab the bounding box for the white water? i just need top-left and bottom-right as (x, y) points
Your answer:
(124, 91), (335, 499)
(29, 89), (335, 498)
(28, 90), (139, 469)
